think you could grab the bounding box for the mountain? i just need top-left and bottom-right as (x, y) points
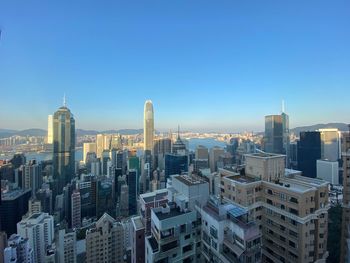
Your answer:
(291, 123), (349, 135)
(0, 128), (47, 138)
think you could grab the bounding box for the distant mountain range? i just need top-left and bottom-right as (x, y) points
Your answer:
(0, 123), (349, 138)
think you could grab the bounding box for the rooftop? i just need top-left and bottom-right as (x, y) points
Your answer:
(173, 174), (207, 186)
(132, 216), (144, 231)
(154, 206), (191, 221)
(245, 152), (285, 159)
(224, 174), (258, 184)
(1, 189), (31, 200)
(140, 189), (168, 203)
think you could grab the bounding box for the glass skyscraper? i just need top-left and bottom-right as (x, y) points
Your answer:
(53, 104), (75, 197)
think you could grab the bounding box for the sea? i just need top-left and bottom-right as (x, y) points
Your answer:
(1, 138), (226, 162)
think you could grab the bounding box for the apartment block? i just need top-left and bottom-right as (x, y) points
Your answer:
(220, 153), (329, 263)
(86, 213), (124, 263)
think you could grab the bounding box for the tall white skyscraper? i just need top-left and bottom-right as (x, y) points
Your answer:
(143, 100), (154, 152)
(47, 115), (53, 144)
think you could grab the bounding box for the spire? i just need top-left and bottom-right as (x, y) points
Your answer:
(177, 125), (180, 139)
(282, 99), (285, 113)
(63, 93), (67, 107)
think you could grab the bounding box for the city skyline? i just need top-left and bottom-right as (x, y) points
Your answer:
(1, 1), (350, 131)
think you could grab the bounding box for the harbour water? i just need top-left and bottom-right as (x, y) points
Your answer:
(1, 138), (226, 162)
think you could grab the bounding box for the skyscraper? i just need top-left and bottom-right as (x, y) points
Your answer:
(144, 100), (154, 152)
(83, 142), (97, 164)
(297, 131), (321, 178)
(53, 99), (75, 197)
(264, 115), (283, 154)
(319, 128), (341, 161)
(47, 115), (53, 144)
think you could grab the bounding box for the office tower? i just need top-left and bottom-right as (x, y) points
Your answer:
(209, 146), (224, 173)
(83, 142), (97, 163)
(96, 134), (104, 159)
(297, 131), (321, 178)
(4, 234), (34, 263)
(172, 128), (187, 154)
(71, 190), (81, 229)
(200, 199), (261, 263)
(264, 114), (284, 154)
(28, 198), (42, 214)
(119, 184), (129, 217)
(53, 101), (75, 197)
(131, 216), (145, 263)
(63, 183), (75, 228)
(0, 189), (31, 236)
(128, 156), (140, 177)
(319, 128), (341, 161)
(153, 138), (172, 170)
(36, 188), (53, 214)
(86, 213), (124, 263)
(0, 231), (7, 263)
(195, 145), (209, 160)
(139, 188), (168, 235)
(164, 153), (188, 178)
(317, 159), (339, 185)
(57, 229), (77, 263)
(90, 159), (101, 176)
(116, 150), (127, 175)
(101, 150), (110, 175)
(139, 162), (150, 194)
(127, 169), (137, 216)
(96, 179), (114, 219)
(220, 153), (329, 263)
(341, 128), (350, 262)
(23, 160), (42, 197)
(144, 100), (154, 152)
(17, 213), (54, 263)
(47, 115), (53, 144)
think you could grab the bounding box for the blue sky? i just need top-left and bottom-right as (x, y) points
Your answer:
(0, 0), (349, 132)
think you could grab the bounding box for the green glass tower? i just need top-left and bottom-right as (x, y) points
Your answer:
(53, 99), (75, 197)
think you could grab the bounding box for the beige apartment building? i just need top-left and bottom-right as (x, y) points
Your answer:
(86, 213), (124, 263)
(220, 152), (329, 263)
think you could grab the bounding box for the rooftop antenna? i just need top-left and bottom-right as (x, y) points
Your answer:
(63, 93), (67, 107)
(282, 99), (285, 113)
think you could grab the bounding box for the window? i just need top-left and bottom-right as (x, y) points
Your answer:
(210, 226), (218, 239)
(289, 240), (296, 248)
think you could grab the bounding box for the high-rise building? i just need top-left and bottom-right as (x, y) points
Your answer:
(36, 188), (53, 215)
(317, 159), (339, 185)
(22, 160), (42, 197)
(71, 190), (81, 229)
(83, 142), (97, 164)
(264, 115), (284, 154)
(139, 189), (168, 235)
(4, 234), (34, 263)
(0, 231), (7, 263)
(341, 128), (350, 262)
(119, 184), (129, 217)
(209, 146), (224, 173)
(220, 152), (329, 263)
(86, 213), (124, 263)
(0, 189), (31, 236)
(144, 100), (154, 152)
(297, 131), (321, 178)
(319, 128), (341, 161)
(28, 198), (42, 215)
(47, 115), (53, 144)
(196, 145), (209, 160)
(53, 101), (75, 197)
(131, 216), (145, 263)
(17, 212), (54, 263)
(127, 169), (138, 216)
(153, 138), (172, 170)
(57, 229), (77, 263)
(164, 153), (188, 178)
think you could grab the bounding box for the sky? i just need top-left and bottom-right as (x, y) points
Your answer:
(0, 0), (349, 132)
